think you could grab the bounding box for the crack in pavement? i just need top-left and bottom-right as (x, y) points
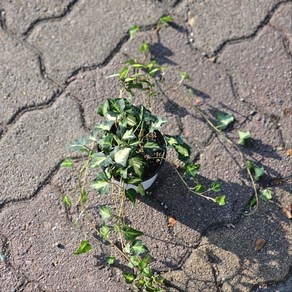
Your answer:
(0, 7), (6, 29)
(207, 1), (290, 58)
(22, 0), (80, 38)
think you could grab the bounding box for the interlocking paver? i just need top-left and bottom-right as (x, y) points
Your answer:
(218, 25), (292, 148)
(0, 30), (56, 125)
(27, 0), (176, 83)
(1, 1), (291, 291)
(0, 0), (73, 35)
(174, 0), (282, 55)
(0, 94), (85, 203)
(0, 184), (124, 292)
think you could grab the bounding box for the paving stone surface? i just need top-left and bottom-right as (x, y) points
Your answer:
(0, 0), (73, 35)
(0, 95), (85, 204)
(0, 1), (291, 291)
(27, 0), (176, 83)
(173, 0), (283, 55)
(0, 30), (56, 125)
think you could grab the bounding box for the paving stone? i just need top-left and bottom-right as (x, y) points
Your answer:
(0, 30), (56, 125)
(0, 0), (73, 34)
(173, 0), (281, 55)
(202, 189), (292, 292)
(0, 94), (85, 203)
(218, 25), (292, 148)
(269, 2), (292, 33)
(51, 162), (192, 273)
(0, 185), (125, 292)
(27, 0), (175, 83)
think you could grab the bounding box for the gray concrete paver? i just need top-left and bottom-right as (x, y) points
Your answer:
(174, 0), (282, 55)
(0, 30), (56, 125)
(218, 25), (292, 148)
(0, 94), (85, 203)
(26, 0), (176, 83)
(0, 0), (73, 35)
(0, 185), (125, 292)
(1, 1), (291, 291)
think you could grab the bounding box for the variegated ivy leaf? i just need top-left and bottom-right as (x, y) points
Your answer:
(60, 158), (74, 168)
(114, 148), (131, 167)
(216, 112), (235, 130)
(91, 153), (112, 168)
(69, 137), (89, 153)
(129, 156), (144, 177)
(122, 129), (136, 140)
(149, 117), (167, 132)
(91, 172), (110, 194)
(95, 121), (114, 131)
(99, 205), (112, 222)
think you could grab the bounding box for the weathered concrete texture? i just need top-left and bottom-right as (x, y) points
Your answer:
(51, 163), (193, 273)
(0, 0), (73, 35)
(269, 2), (292, 33)
(0, 94), (85, 203)
(218, 24), (292, 148)
(27, 0), (175, 83)
(163, 185), (291, 292)
(0, 185), (125, 292)
(0, 30), (56, 125)
(174, 0), (282, 55)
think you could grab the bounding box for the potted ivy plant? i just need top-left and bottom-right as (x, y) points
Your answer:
(62, 57), (225, 291)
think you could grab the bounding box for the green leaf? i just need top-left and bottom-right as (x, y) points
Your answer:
(144, 142), (162, 151)
(211, 182), (221, 192)
(125, 189), (138, 204)
(63, 195), (72, 207)
(100, 225), (110, 241)
(137, 183), (145, 196)
(184, 163), (200, 177)
(237, 131), (251, 145)
(131, 240), (149, 256)
(106, 256), (115, 265)
(129, 25), (139, 39)
(60, 158), (74, 168)
(215, 195), (226, 206)
(129, 156), (144, 177)
(69, 137), (89, 153)
(195, 184), (207, 193)
(216, 112), (235, 130)
(119, 66), (129, 80)
(122, 128), (136, 140)
(123, 225), (143, 241)
(249, 196), (257, 207)
(123, 273), (136, 284)
(74, 240), (92, 255)
(179, 71), (190, 83)
(91, 153), (112, 168)
(128, 255), (140, 268)
(114, 148), (131, 167)
(98, 135), (113, 151)
(97, 101), (108, 117)
(149, 117), (167, 132)
(108, 98), (125, 114)
(95, 121), (114, 131)
(139, 41), (149, 54)
(141, 266), (152, 277)
(246, 160), (254, 170)
(158, 15), (173, 26)
(174, 144), (191, 162)
(91, 172), (110, 195)
(254, 167), (265, 181)
(81, 190), (87, 204)
(99, 205), (112, 222)
(138, 255), (151, 269)
(260, 188), (273, 202)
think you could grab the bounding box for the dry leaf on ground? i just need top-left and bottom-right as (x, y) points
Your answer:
(286, 149), (292, 156)
(255, 238), (266, 251)
(168, 216), (176, 227)
(282, 204), (292, 219)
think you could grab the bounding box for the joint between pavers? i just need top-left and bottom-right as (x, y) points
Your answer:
(208, 1), (290, 58)
(0, 7), (6, 29)
(0, 161), (61, 213)
(22, 0), (80, 39)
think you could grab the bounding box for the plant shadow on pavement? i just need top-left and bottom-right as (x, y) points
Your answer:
(136, 161), (291, 291)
